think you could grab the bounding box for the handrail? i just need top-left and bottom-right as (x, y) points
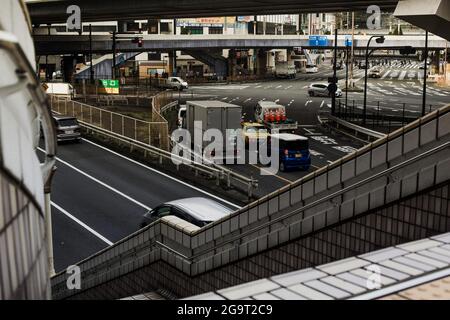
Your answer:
(189, 141), (450, 260)
(0, 30), (57, 187)
(80, 120), (258, 198)
(78, 121), (223, 178)
(326, 113), (387, 140)
(169, 136), (259, 194)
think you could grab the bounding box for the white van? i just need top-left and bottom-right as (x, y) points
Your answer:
(43, 82), (75, 98)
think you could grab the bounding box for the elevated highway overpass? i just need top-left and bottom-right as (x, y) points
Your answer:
(34, 34), (447, 55)
(26, 0), (399, 24)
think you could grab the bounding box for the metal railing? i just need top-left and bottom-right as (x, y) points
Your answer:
(320, 112), (387, 143)
(335, 99), (438, 133)
(50, 95), (169, 150)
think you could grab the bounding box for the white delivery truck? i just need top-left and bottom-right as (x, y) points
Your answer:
(254, 100), (298, 132)
(185, 101), (242, 162)
(43, 82), (75, 98)
(157, 77), (189, 91)
(275, 61), (296, 79)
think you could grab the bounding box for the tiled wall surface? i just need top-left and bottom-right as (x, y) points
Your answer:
(0, 171), (50, 300)
(188, 233), (450, 300)
(57, 181), (450, 299)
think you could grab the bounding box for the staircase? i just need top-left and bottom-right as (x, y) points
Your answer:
(76, 52), (139, 79)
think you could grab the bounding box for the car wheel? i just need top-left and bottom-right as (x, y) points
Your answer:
(280, 162), (286, 172)
(310, 91), (314, 97)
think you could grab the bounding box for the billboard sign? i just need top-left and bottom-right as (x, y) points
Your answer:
(177, 17), (236, 27)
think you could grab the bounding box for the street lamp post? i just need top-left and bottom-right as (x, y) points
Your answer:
(363, 35), (385, 126)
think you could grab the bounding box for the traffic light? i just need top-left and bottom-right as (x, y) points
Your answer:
(132, 37), (144, 47)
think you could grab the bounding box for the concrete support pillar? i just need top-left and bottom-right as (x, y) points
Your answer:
(228, 49), (236, 79)
(62, 55), (77, 83)
(256, 49), (268, 77)
(168, 50), (176, 76)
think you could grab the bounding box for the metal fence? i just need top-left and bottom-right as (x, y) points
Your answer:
(334, 99), (438, 133)
(50, 95), (169, 150)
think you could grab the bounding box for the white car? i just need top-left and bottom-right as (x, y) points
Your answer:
(308, 83), (342, 97)
(305, 65), (319, 73)
(164, 77), (189, 91)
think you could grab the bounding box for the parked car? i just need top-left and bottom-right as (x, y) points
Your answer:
(270, 133), (311, 172)
(305, 64), (318, 73)
(52, 114), (82, 143)
(139, 197), (234, 229)
(308, 83), (342, 97)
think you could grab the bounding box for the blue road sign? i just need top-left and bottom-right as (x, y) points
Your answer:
(345, 36), (352, 47)
(309, 35), (329, 47)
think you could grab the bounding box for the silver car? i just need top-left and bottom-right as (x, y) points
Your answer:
(140, 197), (234, 228)
(308, 83), (342, 97)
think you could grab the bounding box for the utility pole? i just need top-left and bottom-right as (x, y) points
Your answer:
(331, 28), (338, 116)
(350, 12), (355, 88)
(422, 31), (429, 116)
(89, 24), (94, 83)
(112, 31), (117, 79)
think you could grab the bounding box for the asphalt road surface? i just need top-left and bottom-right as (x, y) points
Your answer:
(39, 139), (241, 272)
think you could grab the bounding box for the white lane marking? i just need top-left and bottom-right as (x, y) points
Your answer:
(222, 97), (228, 100)
(305, 100), (312, 107)
(244, 98), (252, 103)
(399, 71), (407, 81)
(52, 202), (114, 246)
(276, 85), (283, 89)
(320, 101), (325, 109)
(38, 148), (153, 211)
(380, 70), (391, 80)
(275, 99), (280, 103)
(80, 139), (242, 210)
(285, 85), (293, 90)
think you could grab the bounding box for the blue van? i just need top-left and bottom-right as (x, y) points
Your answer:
(271, 134), (311, 172)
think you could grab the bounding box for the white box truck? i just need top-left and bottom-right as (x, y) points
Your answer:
(43, 82), (75, 98)
(185, 101), (242, 161)
(275, 61), (296, 79)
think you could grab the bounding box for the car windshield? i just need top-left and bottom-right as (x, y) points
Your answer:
(57, 119), (78, 127)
